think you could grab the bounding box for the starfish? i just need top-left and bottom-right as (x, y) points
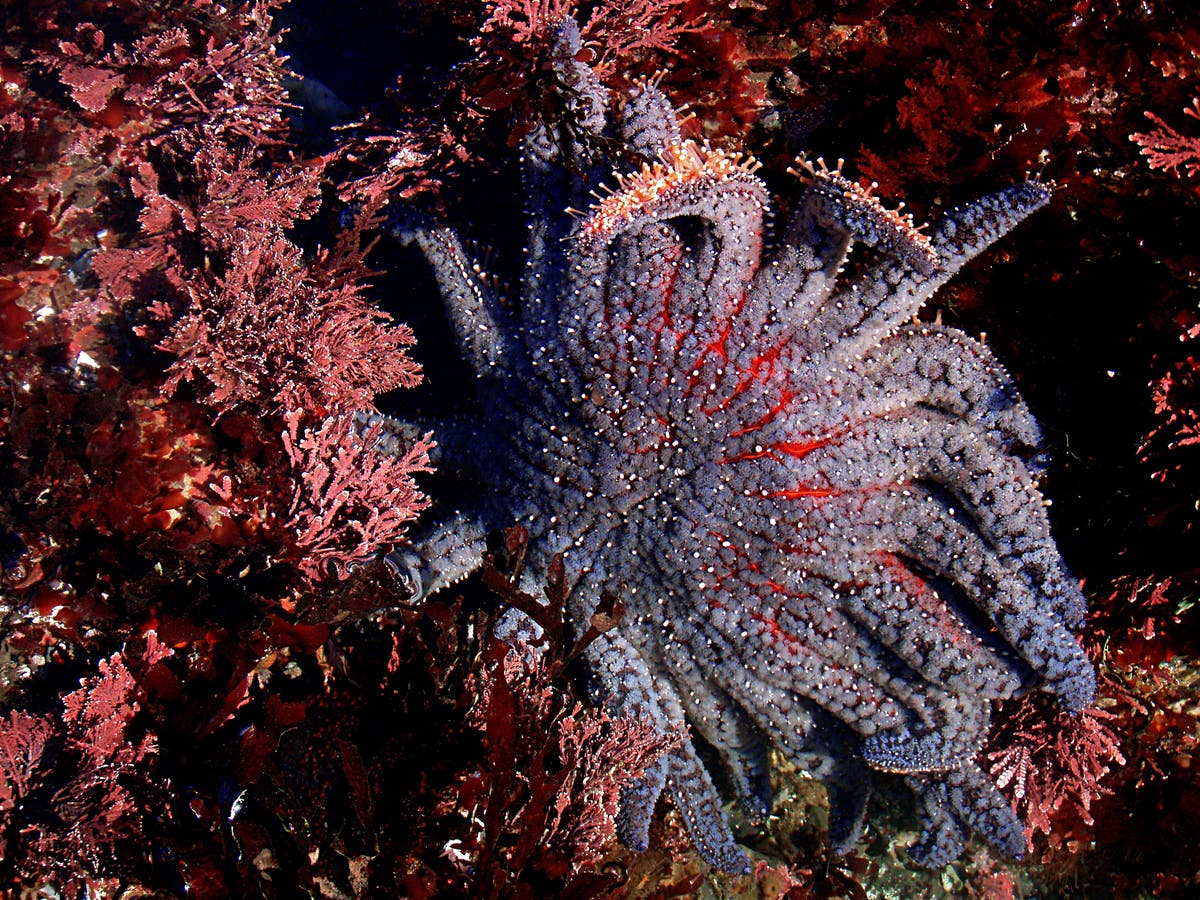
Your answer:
(390, 21), (1094, 873)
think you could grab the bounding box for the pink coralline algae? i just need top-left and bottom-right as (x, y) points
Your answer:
(0, 649), (160, 872)
(275, 411), (433, 581)
(392, 19), (1095, 872)
(1131, 98), (1200, 180)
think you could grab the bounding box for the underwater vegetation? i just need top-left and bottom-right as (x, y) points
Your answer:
(1, 0), (1197, 897)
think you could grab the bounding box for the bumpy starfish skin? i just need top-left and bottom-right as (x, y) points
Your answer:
(393, 22), (1094, 873)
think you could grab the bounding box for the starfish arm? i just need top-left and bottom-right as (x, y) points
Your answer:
(933, 181), (1053, 274)
(754, 211), (852, 324)
(587, 628), (750, 872)
(735, 232), (846, 371)
(807, 181), (1051, 362)
(906, 765), (1027, 866)
(867, 484), (1094, 710)
(747, 163), (935, 353)
(616, 757), (668, 852)
(841, 323), (1043, 451)
(646, 635), (774, 821)
(621, 82), (683, 160)
(399, 412), (505, 479)
(693, 640), (876, 855)
(906, 776), (970, 867)
(822, 756), (874, 856)
(548, 19), (610, 150)
(354, 411), (433, 457)
(862, 728), (965, 775)
(565, 222), (686, 404)
(667, 748), (752, 874)
(386, 510), (490, 600)
(572, 143), (768, 360)
(943, 764), (1027, 860)
(519, 126), (573, 339)
(516, 18), (611, 346)
(836, 566), (1027, 700)
(861, 697), (993, 775)
(801, 164), (939, 272)
(400, 224), (513, 379)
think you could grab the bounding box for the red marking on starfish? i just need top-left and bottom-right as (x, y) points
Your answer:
(719, 437), (832, 464)
(748, 609), (794, 643)
(729, 388), (796, 438)
(701, 341), (788, 416)
(687, 293), (747, 382)
(768, 487), (835, 500)
(873, 550), (976, 650)
(634, 414), (673, 454)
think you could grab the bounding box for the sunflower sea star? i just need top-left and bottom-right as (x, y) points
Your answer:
(390, 21), (1094, 872)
